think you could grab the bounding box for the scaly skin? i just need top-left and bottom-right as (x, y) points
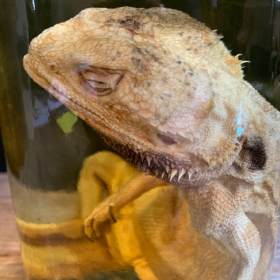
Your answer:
(23, 7), (280, 280)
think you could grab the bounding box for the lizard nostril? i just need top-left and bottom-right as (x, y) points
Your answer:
(157, 133), (177, 145)
(47, 62), (60, 73)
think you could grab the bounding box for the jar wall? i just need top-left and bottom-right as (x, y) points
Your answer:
(0, 1), (279, 279)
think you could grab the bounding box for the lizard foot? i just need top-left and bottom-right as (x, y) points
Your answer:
(84, 200), (117, 240)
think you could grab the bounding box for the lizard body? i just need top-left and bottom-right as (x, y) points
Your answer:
(23, 7), (280, 280)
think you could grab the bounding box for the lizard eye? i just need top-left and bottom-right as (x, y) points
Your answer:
(81, 67), (123, 96)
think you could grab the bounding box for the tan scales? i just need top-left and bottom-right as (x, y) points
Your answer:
(23, 7), (280, 280)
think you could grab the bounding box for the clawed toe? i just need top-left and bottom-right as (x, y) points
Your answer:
(84, 216), (100, 240)
(109, 205), (117, 223)
(84, 203), (117, 240)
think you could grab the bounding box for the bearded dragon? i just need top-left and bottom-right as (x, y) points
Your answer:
(23, 7), (280, 280)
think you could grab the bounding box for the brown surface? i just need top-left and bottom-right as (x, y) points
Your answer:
(0, 173), (24, 280)
(0, 173), (279, 280)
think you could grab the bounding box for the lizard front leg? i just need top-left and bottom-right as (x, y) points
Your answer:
(187, 178), (261, 280)
(84, 173), (168, 240)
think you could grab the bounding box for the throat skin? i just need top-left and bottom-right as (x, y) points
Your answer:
(23, 7), (280, 280)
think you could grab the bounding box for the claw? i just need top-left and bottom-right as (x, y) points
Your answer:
(84, 199), (117, 241)
(90, 219), (99, 239)
(84, 218), (99, 241)
(109, 206), (117, 223)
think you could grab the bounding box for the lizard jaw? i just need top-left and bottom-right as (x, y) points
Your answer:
(101, 133), (241, 187)
(101, 135), (202, 184)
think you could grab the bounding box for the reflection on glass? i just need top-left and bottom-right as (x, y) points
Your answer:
(0, 1), (279, 280)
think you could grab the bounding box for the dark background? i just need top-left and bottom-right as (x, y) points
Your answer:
(0, 135), (6, 171)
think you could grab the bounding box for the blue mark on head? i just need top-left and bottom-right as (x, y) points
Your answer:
(236, 115), (242, 125)
(237, 126), (243, 137)
(236, 101), (243, 137)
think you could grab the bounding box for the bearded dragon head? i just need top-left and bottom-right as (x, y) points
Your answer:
(23, 7), (247, 186)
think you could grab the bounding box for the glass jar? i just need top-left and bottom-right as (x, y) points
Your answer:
(0, 0), (279, 279)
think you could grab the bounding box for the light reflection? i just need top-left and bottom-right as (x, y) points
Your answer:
(212, 0), (217, 7)
(32, 0), (36, 11)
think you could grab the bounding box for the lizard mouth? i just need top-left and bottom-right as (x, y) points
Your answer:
(101, 134), (194, 183)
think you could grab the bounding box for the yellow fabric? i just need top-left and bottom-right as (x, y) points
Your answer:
(78, 151), (159, 279)
(16, 217), (84, 239)
(17, 151), (159, 279)
(17, 216), (128, 279)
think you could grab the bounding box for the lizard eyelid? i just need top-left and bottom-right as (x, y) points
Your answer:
(84, 81), (113, 96)
(81, 67), (123, 96)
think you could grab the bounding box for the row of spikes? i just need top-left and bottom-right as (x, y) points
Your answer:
(102, 135), (199, 182)
(125, 150), (199, 182)
(198, 141), (240, 168)
(145, 165), (197, 182)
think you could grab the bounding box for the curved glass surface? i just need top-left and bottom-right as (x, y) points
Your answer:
(0, 1), (279, 279)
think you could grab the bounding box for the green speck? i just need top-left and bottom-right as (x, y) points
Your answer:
(56, 111), (78, 134)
